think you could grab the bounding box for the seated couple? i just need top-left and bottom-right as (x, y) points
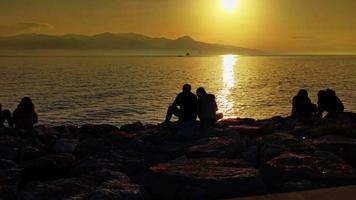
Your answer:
(164, 84), (223, 124)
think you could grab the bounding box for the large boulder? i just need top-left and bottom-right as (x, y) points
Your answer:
(186, 136), (246, 158)
(76, 125), (119, 141)
(21, 154), (76, 187)
(20, 169), (149, 200)
(261, 151), (356, 192)
(74, 138), (106, 158)
(0, 169), (21, 200)
(137, 158), (266, 200)
(19, 146), (41, 161)
(51, 138), (78, 154)
(0, 135), (26, 160)
(303, 135), (356, 168)
(71, 150), (145, 176)
(19, 178), (92, 200)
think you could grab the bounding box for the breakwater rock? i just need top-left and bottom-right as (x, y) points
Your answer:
(1, 113), (356, 200)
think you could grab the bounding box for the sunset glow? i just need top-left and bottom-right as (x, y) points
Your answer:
(220, 0), (238, 12)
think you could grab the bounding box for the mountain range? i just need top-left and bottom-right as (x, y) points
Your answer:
(0, 33), (260, 55)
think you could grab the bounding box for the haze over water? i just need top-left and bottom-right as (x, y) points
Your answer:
(0, 55), (355, 126)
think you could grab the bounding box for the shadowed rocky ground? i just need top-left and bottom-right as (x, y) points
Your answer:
(1, 112), (356, 200)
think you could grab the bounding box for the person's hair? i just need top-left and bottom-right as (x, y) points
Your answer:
(196, 87), (207, 97)
(17, 97), (35, 113)
(317, 90), (328, 103)
(297, 89), (308, 97)
(182, 84), (191, 93)
(326, 89), (336, 96)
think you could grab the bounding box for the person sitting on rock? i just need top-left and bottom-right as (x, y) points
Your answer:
(12, 97), (38, 129)
(196, 87), (223, 125)
(0, 104), (13, 127)
(318, 89), (344, 118)
(0, 104), (4, 127)
(291, 89), (317, 119)
(165, 84), (198, 122)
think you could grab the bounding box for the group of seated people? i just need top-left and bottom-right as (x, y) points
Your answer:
(0, 97), (38, 129)
(291, 88), (344, 119)
(0, 87), (346, 129)
(164, 84), (223, 125)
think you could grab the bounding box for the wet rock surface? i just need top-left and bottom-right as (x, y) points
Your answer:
(1, 113), (356, 199)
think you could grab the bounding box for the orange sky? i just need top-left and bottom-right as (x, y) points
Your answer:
(1, 0), (356, 54)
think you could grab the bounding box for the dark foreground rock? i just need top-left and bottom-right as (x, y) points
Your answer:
(137, 158), (266, 200)
(1, 113), (356, 199)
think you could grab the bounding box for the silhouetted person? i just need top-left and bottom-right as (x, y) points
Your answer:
(196, 87), (222, 124)
(165, 84), (198, 122)
(291, 89), (317, 119)
(12, 97), (38, 129)
(318, 89), (344, 118)
(0, 104), (13, 127)
(0, 104), (4, 127)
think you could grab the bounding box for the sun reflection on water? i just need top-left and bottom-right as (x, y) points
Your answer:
(217, 54), (237, 117)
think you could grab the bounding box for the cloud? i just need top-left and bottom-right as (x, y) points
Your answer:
(292, 36), (315, 40)
(0, 22), (52, 35)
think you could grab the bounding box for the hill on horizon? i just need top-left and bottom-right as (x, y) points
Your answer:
(0, 33), (261, 55)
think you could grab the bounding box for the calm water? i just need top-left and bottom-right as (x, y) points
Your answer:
(0, 55), (355, 126)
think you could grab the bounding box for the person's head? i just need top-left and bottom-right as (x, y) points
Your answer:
(182, 84), (191, 93)
(297, 89), (308, 98)
(18, 97), (35, 112)
(318, 90), (327, 100)
(326, 89), (336, 97)
(196, 87), (207, 98)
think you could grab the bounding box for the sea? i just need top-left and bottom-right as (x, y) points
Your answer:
(0, 53), (355, 126)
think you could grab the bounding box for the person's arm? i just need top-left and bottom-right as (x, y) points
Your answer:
(172, 94), (181, 107)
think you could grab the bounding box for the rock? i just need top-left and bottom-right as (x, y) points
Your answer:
(0, 159), (18, 169)
(51, 138), (78, 154)
(82, 169), (149, 200)
(35, 126), (60, 146)
(53, 125), (78, 139)
(137, 158), (266, 200)
(20, 169), (149, 200)
(0, 135), (27, 160)
(257, 132), (299, 146)
(259, 144), (289, 164)
(76, 124), (119, 141)
(186, 136), (246, 158)
(216, 118), (256, 128)
(71, 150), (145, 176)
(120, 121), (145, 132)
(303, 135), (356, 168)
(176, 121), (203, 141)
(19, 146), (41, 161)
(260, 151), (356, 192)
(21, 154), (76, 187)
(282, 180), (325, 192)
(74, 138), (106, 158)
(0, 169), (21, 199)
(227, 125), (270, 138)
(19, 178), (92, 200)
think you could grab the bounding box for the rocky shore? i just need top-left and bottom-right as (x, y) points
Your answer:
(1, 113), (356, 200)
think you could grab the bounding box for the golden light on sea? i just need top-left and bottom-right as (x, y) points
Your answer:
(217, 54), (237, 117)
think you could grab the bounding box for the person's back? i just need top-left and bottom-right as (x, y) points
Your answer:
(291, 89), (316, 119)
(165, 84), (197, 122)
(13, 97), (38, 129)
(325, 89), (344, 116)
(196, 87), (220, 124)
(174, 91), (198, 121)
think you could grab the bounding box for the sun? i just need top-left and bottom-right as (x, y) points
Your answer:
(221, 0), (238, 12)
